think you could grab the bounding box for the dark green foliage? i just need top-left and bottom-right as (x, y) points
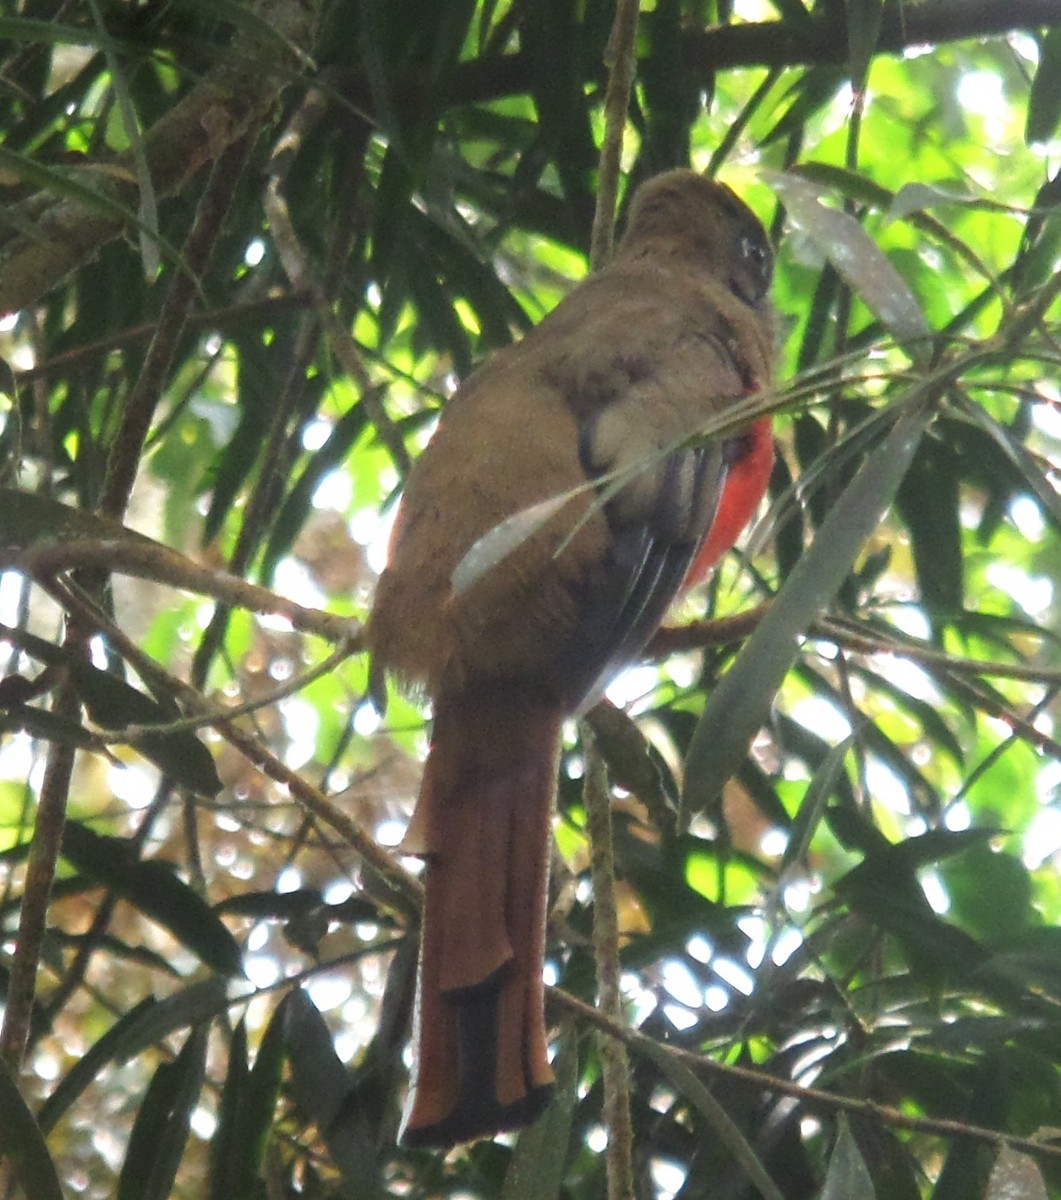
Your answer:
(0, 0), (1059, 1196)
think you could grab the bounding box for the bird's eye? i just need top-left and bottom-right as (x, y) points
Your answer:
(740, 234), (767, 264)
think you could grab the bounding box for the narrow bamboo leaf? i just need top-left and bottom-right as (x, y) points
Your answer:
(763, 66), (847, 147)
(1027, 28), (1061, 145)
(420, 207), (529, 349)
(889, 182), (973, 222)
(61, 821), (243, 976)
(846, 0), (883, 93)
(895, 435), (964, 624)
(520, 0), (597, 209)
(821, 1115), (875, 1200)
(986, 1145), (1048, 1200)
(86, 0), (159, 279)
(260, 401), (368, 581)
(0, 1054), (65, 1200)
(68, 658), (222, 797)
(451, 490), (581, 595)
(682, 399), (932, 819)
(846, 661), (966, 769)
(405, 253), (474, 375)
(781, 734), (854, 873)
(835, 864), (989, 989)
(39, 980), (228, 1134)
(953, 397), (1061, 536)
(117, 1024), (210, 1200)
(941, 842), (1034, 947)
(208, 1019), (249, 1200)
(201, 378), (274, 546)
(502, 1024), (579, 1200)
(765, 170), (932, 362)
(0, 14), (123, 50)
(795, 161), (1002, 288)
(284, 989), (383, 1198)
(989, 927), (1061, 996)
(228, 1001), (288, 1197)
(633, 1036), (785, 1200)
(1, 702), (115, 756)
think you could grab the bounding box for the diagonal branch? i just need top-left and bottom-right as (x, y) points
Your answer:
(0, 0), (319, 315)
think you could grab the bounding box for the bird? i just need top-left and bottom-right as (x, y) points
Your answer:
(367, 168), (776, 1148)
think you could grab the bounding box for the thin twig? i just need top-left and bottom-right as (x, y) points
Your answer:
(590, 0), (641, 270)
(550, 988), (1061, 1165)
(581, 727), (635, 1200)
(0, 695), (77, 1071)
(581, 13), (642, 1187)
(263, 94), (410, 475)
(100, 134), (253, 519)
(11, 292), (312, 386)
(0, 536), (358, 644)
(34, 577), (418, 910)
(648, 607), (1061, 687)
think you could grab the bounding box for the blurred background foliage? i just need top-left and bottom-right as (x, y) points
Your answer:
(1, 0), (1061, 1196)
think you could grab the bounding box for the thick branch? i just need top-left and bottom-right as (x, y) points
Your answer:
(411, 0), (1061, 108)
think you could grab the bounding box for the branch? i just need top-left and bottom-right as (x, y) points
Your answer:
(581, 727), (635, 1200)
(550, 988), (1061, 1167)
(382, 0), (1061, 110)
(0, 0), (319, 315)
(590, 0), (641, 270)
(0, 533), (357, 644)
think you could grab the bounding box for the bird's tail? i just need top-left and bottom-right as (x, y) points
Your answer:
(399, 682), (560, 1147)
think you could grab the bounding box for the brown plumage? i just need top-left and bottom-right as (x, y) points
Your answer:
(367, 169), (776, 1147)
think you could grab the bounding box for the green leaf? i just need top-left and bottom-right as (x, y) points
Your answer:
(845, 0), (883, 95)
(633, 1035), (785, 1200)
(260, 401), (368, 581)
(521, 0), (597, 215)
(895, 435), (964, 627)
(283, 989), (383, 1199)
(502, 1024), (579, 1200)
(762, 66), (847, 147)
(210, 1003), (287, 1200)
(117, 1023), (210, 1200)
(231, 1003), (288, 1195)
(61, 821), (243, 976)
(208, 1020), (250, 1200)
(781, 734), (854, 872)
(1026, 28), (1061, 144)
(682, 399), (933, 819)
(986, 1145), (1048, 1200)
(821, 1115), (875, 1200)
(0, 1053), (65, 1200)
(68, 657), (222, 797)
(85, 0), (160, 279)
(765, 170), (932, 362)
(39, 980), (228, 1135)
(940, 842), (1034, 946)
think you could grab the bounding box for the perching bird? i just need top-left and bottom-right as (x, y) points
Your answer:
(368, 168), (776, 1148)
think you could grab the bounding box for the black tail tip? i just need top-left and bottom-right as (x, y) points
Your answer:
(400, 1082), (555, 1149)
